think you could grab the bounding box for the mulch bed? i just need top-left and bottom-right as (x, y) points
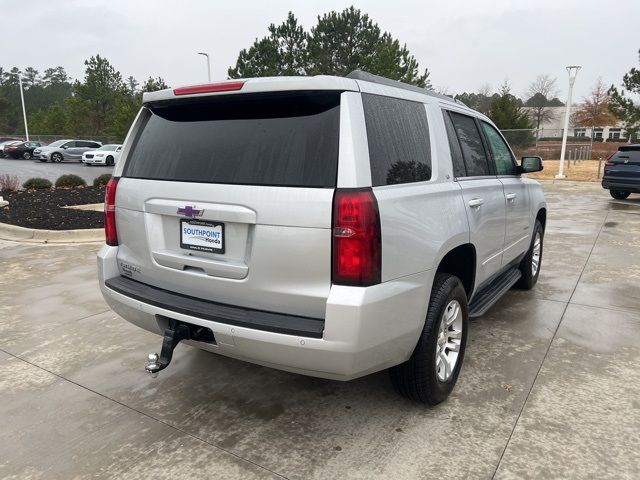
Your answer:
(0, 186), (105, 230)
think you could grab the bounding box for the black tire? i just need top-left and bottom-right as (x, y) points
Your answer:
(106, 156), (114, 166)
(22, 151), (31, 160)
(610, 190), (630, 200)
(516, 219), (543, 290)
(51, 152), (63, 163)
(390, 273), (469, 405)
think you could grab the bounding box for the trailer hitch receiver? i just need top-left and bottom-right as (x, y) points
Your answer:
(145, 320), (215, 377)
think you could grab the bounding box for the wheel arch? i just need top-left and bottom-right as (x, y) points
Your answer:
(435, 243), (476, 298)
(536, 207), (546, 232)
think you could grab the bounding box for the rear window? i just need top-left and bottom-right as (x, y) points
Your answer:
(123, 92), (341, 188)
(362, 94), (432, 186)
(613, 147), (640, 163)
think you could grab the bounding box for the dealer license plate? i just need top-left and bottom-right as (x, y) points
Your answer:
(180, 219), (225, 254)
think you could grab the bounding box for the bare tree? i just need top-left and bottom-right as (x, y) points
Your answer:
(575, 78), (617, 134)
(525, 74), (560, 131)
(478, 83), (492, 97)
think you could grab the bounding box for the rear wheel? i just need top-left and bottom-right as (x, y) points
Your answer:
(390, 273), (468, 405)
(610, 190), (630, 200)
(22, 151), (32, 160)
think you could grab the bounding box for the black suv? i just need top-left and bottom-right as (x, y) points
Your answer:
(602, 144), (640, 199)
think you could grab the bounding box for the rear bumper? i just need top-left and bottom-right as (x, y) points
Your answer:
(97, 245), (432, 380)
(601, 178), (640, 193)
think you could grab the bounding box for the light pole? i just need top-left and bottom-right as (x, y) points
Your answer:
(556, 65), (581, 179)
(18, 75), (29, 141)
(197, 52), (211, 83)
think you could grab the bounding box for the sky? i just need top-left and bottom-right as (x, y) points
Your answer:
(2, 0), (639, 101)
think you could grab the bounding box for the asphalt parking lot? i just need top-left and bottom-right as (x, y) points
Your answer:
(0, 181), (639, 479)
(0, 157), (113, 185)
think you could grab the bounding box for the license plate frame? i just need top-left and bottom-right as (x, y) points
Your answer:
(180, 219), (225, 254)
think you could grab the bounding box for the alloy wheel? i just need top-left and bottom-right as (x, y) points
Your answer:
(435, 299), (463, 382)
(532, 231), (541, 277)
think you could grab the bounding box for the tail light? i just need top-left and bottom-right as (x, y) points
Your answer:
(104, 177), (119, 246)
(173, 81), (245, 96)
(332, 188), (381, 286)
(605, 152), (617, 166)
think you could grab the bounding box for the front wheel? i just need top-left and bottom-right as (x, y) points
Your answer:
(610, 190), (630, 200)
(390, 273), (468, 405)
(106, 155), (114, 166)
(516, 220), (543, 290)
(51, 152), (63, 163)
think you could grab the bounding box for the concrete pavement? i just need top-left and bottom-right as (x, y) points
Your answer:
(0, 157), (113, 186)
(0, 181), (639, 479)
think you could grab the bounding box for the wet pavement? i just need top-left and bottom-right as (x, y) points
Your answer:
(1, 181), (639, 479)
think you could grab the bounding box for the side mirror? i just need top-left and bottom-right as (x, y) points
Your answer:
(520, 156), (543, 173)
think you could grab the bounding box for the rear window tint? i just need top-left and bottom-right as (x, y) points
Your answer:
(362, 94), (431, 186)
(123, 92), (341, 188)
(614, 149), (640, 162)
(449, 112), (491, 176)
(442, 111), (467, 177)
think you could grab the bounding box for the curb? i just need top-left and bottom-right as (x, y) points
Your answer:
(0, 222), (104, 243)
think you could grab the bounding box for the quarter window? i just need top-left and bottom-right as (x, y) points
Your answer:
(362, 94), (432, 186)
(448, 112), (491, 176)
(442, 111), (467, 177)
(481, 122), (516, 175)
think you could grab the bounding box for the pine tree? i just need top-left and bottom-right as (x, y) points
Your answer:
(609, 49), (640, 140)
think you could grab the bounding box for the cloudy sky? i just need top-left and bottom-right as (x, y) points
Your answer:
(3, 0), (639, 100)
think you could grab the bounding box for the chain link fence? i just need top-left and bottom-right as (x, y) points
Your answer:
(499, 128), (633, 162)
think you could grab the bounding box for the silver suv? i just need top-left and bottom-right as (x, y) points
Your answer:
(98, 71), (546, 404)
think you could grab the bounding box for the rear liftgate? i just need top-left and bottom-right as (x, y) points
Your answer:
(145, 317), (215, 377)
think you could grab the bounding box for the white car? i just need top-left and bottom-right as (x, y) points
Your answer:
(82, 144), (122, 166)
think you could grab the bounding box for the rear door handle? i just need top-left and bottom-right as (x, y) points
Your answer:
(468, 198), (484, 208)
(506, 193), (517, 201)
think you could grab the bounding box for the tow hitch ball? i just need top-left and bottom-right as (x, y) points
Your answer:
(145, 320), (214, 378)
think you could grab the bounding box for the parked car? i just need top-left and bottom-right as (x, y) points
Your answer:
(98, 72), (546, 405)
(602, 144), (640, 199)
(0, 140), (21, 158)
(4, 141), (43, 159)
(82, 144), (122, 166)
(33, 139), (102, 163)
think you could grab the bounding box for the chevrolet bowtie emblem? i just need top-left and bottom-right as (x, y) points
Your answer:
(177, 205), (204, 217)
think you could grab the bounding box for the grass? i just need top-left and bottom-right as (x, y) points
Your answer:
(526, 159), (604, 182)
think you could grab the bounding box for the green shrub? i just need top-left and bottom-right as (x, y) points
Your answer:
(55, 174), (87, 188)
(93, 173), (112, 187)
(23, 177), (53, 190)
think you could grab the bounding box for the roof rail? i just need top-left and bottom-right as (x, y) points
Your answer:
(346, 70), (464, 105)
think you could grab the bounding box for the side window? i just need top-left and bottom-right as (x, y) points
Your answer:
(63, 141), (76, 148)
(448, 112), (491, 176)
(442, 111), (466, 177)
(481, 122), (516, 175)
(362, 93), (432, 186)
